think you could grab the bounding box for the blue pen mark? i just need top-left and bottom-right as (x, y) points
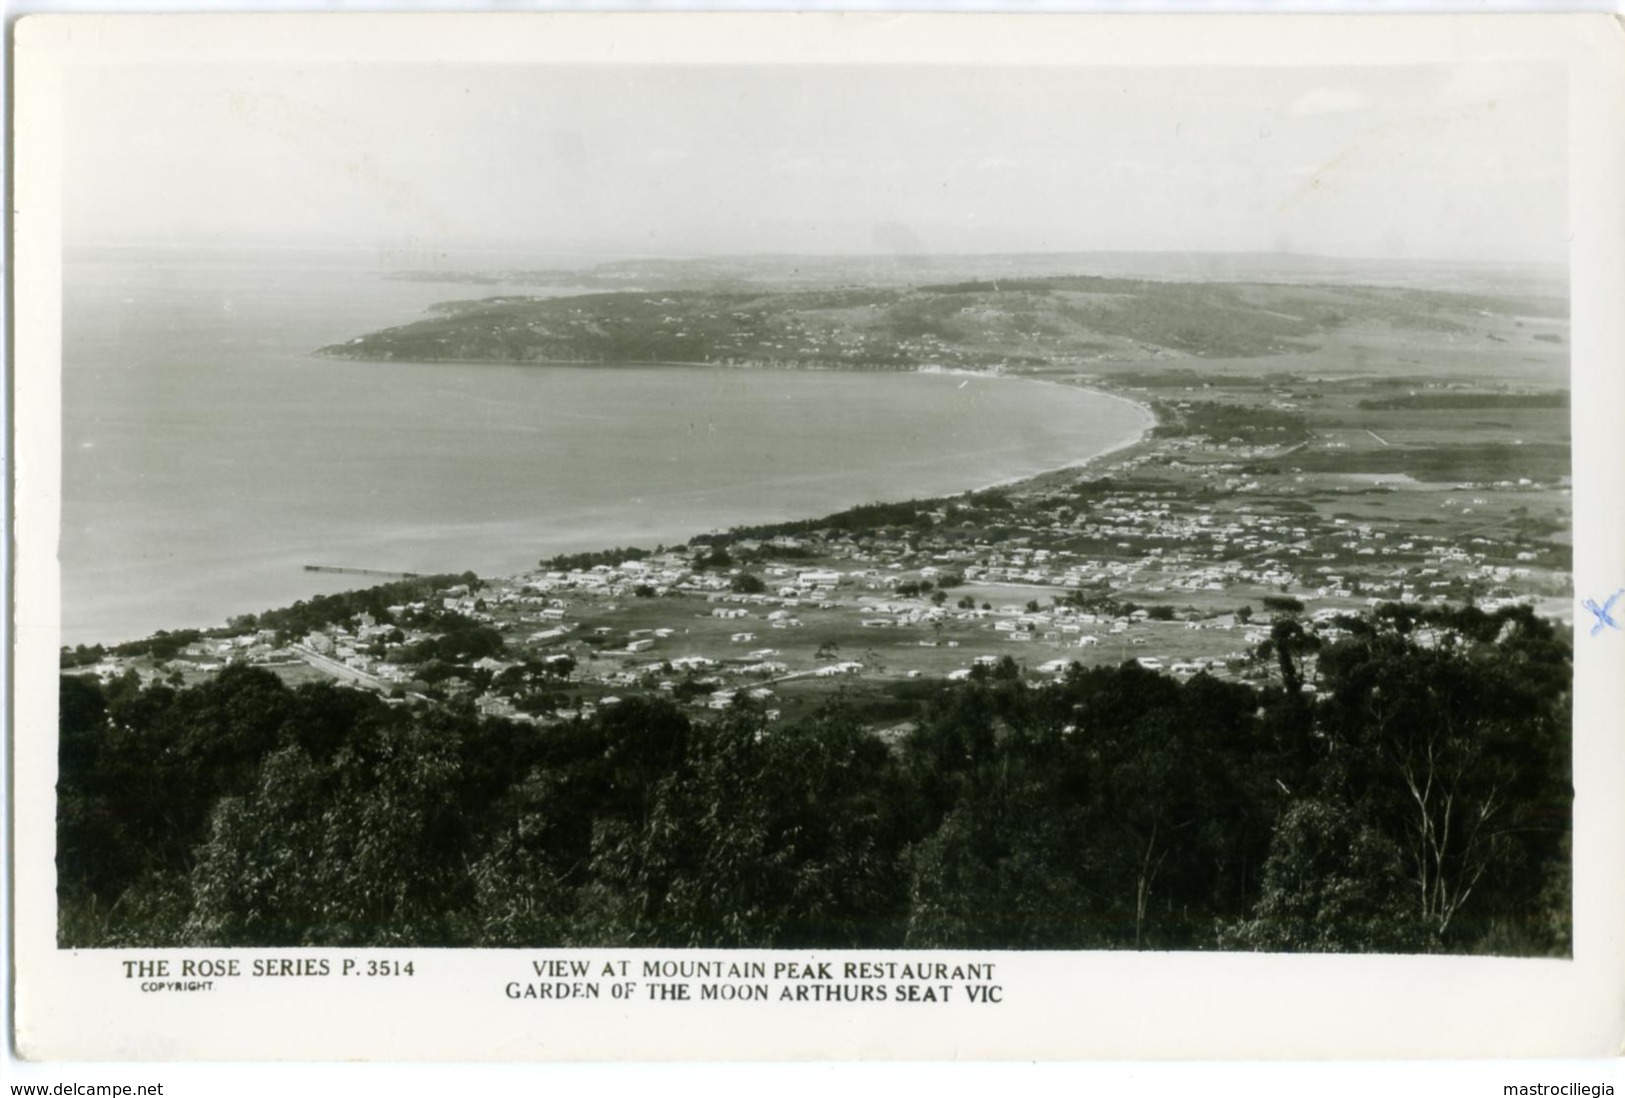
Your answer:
(1583, 588), (1623, 637)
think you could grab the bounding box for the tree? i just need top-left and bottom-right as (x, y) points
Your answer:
(904, 767), (1097, 949)
(729, 572), (766, 595)
(1048, 662), (1270, 948)
(58, 674), (131, 930)
(1262, 595), (1305, 617)
(1300, 608), (1571, 950)
(901, 681), (999, 826)
(671, 678), (711, 705)
(458, 819), (576, 946)
(187, 714), (476, 947)
(1221, 799), (1426, 953)
(1257, 618), (1320, 698)
(903, 662), (1267, 950)
(583, 703), (911, 948)
(453, 770), (580, 946)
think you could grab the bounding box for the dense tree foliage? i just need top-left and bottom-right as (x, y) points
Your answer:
(399, 615), (506, 664)
(1152, 401), (1312, 445)
(58, 605), (1570, 954)
(222, 574), (477, 643)
(728, 572), (767, 595)
(539, 547), (651, 572)
(1356, 392), (1566, 411)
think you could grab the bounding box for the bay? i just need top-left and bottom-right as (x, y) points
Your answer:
(61, 250), (1150, 646)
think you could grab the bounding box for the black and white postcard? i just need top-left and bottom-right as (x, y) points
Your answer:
(11, 11), (1625, 1062)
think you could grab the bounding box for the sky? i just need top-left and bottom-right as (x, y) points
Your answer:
(63, 61), (1568, 264)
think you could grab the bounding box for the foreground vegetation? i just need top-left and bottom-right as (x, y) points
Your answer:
(59, 601), (1570, 955)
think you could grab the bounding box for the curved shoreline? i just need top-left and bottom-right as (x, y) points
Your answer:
(476, 364), (1159, 555)
(322, 351), (1160, 506)
(481, 365), (1159, 571)
(908, 368), (1158, 498)
(471, 363), (1158, 561)
(316, 348), (1161, 496)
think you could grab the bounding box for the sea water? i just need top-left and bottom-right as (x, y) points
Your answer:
(60, 248), (1150, 645)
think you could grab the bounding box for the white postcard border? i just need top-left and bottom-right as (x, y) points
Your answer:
(11, 12), (1625, 1062)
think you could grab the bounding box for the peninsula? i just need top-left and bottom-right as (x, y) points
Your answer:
(316, 267), (1565, 374)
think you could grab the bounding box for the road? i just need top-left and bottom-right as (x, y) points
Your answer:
(291, 643), (388, 691)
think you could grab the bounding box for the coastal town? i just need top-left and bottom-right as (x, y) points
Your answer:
(70, 336), (1571, 730)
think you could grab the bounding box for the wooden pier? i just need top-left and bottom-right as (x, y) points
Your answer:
(303, 565), (421, 579)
